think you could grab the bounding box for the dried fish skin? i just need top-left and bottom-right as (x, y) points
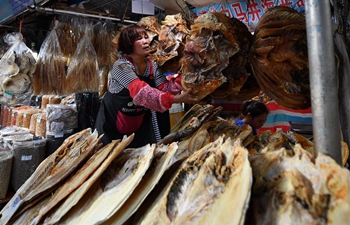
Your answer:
(44, 134), (134, 225)
(181, 12), (240, 100)
(102, 143), (178, 225)
(249, 145), (350, 225)
(140, 137), (252, 225)
(73, 143), (155, 225)
(250, 6), (310, 109)
(154, 13), (189, 73)
(0, 128), (96, 225)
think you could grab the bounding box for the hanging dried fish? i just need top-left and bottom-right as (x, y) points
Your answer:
(66, 34), (99, 94)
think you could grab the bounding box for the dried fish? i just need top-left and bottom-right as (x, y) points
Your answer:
(43, 134), (134, 224)
(0, 128), (99, 224)
(139, 137), (252, 225)
(71, 143), (155, 225)
(102, 143), (178, 225)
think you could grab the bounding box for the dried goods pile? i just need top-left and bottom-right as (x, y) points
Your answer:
(1, 105), (349, 225)
(250, 6), (310, 109)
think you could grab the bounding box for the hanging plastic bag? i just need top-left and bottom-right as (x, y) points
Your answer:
(66, 27), (99, 94)
(91, 22), (116, 67)
(0, 32), (36, 105)
(33, 23), (66, 95)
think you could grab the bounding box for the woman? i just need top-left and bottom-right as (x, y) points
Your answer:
(235, 100), (269, 135)
(95, 25), (198, 147)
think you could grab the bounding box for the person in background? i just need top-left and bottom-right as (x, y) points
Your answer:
(95, 25), (198, 148)
(235, 100), (269, 135)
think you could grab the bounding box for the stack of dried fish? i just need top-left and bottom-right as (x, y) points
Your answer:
(0, 128), (103, 224)
(248, 144), (350, 225)
(139, 136), (252, 225)
(0, 33), (36, 105)
(65, 34), (100, 94)
(150, 13), (190, 73)
(250, 6), (310, 109)
(181, 12), (238, 100)
(33, 29), (66, 95)
(209, 14), (259, 101)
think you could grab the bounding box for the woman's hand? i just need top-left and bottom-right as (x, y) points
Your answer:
(173, 88), (199, 104)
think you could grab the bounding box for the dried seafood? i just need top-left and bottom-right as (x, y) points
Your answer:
(43, 135), (134, 224)
(152, 13), (189, 73)
(139, 137), (252, 225)
(0, 128), (101, 224)
(63, 143), (155, 224)
(102, 142), (178, 225)
(250, 6), (310, 109)
(91, 22), (115, 67)
(210, 15), (257, 101)
(65, 34), (99, 94)
(249, 145), (350, 225)
(181, 12), (238, 100)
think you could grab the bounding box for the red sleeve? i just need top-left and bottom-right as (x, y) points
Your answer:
(128, 79), (174, 112)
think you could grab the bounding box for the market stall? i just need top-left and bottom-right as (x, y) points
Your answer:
(0, 0), (350, 224)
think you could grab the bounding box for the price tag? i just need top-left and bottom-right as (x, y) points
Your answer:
(4, 90), (13, 99)
(21, 155), (33, 161)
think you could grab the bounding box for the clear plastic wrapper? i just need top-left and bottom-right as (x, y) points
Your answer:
(0, 32), (36, 105)
(46, 104), (78, 135)
(35, 113), (46, 137)
(91, 22), (115, 67)
(22, 109), (41, 129)
(65, 31), (99, 94)
(33, 28), (66, 95)
(29, 113), (41, 134)
(0, 126), (30, 138)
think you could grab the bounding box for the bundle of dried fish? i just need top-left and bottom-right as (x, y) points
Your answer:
(91, 22), (115, 67)
(102, 142), (178, 225)
(139, 137), (252, 225)
(250, 6), (310, 109)
(42, 135), (134, 224)
(181, 12), (240, 100)
(0, 128), (101, 224)
(247, 130), (349, 165)
(65, 34), (100, 94)
(151, 13), (189, 73)
(55, 19), (83, 64)
(61, 143), (155, 224)
(209, 15), (258, 101)
(248, 145), (350, 225)
(32, 29), (66, 95)
(137, 16), (160, 56)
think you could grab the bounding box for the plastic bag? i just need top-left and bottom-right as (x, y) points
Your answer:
(91, 22), (116, 67)
(0, 32), (36, 105)
(66, 31), (99, 94)
(33, 26), (66, 95)
(46, 103), (78, 135)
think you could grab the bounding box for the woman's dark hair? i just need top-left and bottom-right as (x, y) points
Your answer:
(118, 25), (148, 55)
(241, 100), (269, 118)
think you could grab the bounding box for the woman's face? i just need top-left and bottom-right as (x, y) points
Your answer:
(133, 33), (150, 56)
(249, 113), (268, 129)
